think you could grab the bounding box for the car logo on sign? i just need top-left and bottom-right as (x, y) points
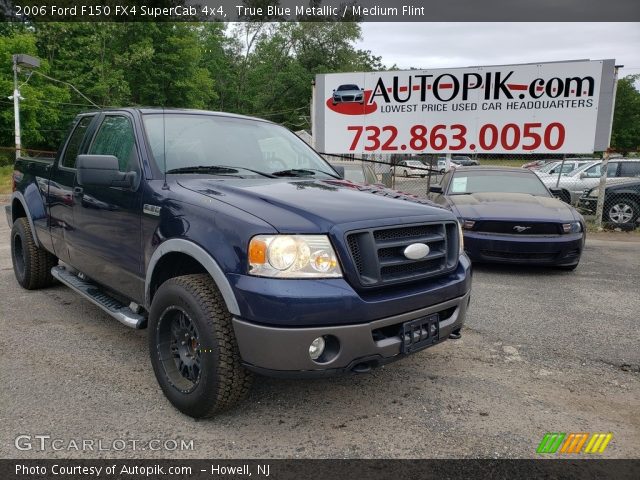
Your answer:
(513, 225), (532, 233)
(404, 243), (430, 260)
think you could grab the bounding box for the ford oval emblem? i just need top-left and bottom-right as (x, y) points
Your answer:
(403, 243), (430, 260)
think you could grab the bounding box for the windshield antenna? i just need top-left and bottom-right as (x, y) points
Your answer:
(162, 105), (168, 189)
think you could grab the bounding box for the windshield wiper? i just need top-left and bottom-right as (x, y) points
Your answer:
(166, 165), (275, 178)
(270, 168), (340, 179)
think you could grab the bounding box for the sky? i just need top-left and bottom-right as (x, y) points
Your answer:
(356, 23), (640, 79)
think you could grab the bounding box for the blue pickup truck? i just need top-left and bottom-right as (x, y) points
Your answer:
(7, 108), (472, 418)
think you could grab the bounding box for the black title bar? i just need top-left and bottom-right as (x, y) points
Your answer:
(3, 0), (640, 22)
(3, 459), (640, 480)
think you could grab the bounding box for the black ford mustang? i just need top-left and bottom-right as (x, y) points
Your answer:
(428, 167), (586, 270)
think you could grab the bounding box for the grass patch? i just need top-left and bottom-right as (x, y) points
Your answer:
(0, 165), (13, 195)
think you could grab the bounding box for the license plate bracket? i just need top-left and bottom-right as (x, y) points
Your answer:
(401, 314), (440, 354)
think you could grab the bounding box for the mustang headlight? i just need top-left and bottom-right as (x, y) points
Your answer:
(562, 222), (583, 234)
(248, 235), (342, 278)
(588, 187), (599, 198)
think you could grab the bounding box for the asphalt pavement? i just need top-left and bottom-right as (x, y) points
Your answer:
(1, 214), (638, 459)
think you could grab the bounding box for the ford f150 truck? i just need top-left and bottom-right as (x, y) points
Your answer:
(7, 108), (472, 418)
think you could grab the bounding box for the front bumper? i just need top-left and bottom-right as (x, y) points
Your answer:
(578, 197), (597, 214)
(232, 290), (470, 377)
(463, 231), (584, 266)
(227, 255), (471, 327)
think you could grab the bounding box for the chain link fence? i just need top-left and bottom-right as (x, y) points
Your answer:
(320, 151), (640, 231)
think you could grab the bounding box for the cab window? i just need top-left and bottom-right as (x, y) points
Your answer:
(61, 116), (94, 168)
(89, 116), (139, 174)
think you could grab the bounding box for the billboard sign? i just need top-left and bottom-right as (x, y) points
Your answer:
(313, 60), (616, 154)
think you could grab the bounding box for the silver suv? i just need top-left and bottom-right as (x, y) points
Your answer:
(541, 159), (640, 204)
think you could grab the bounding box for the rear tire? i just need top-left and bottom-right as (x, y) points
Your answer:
(11, 218), (58, 290)
(148, 274), (252, 418)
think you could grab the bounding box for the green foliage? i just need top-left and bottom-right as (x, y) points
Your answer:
(1, 20), (379, 151)
(0, 26), (71, 150)
(611, 75), (640, 153)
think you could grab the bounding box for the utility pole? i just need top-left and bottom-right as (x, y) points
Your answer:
(9, 54), (40, 160)
(12, 55), (21, 159)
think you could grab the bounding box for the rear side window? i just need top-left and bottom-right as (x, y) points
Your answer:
(61, 116), (93, 168)
(619, 162), (640, 177)
(89, 116), (138, 173)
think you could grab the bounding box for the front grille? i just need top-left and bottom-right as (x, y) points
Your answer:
(345, 222), (459, 287)
(472, 220), (562, 235)
(342, 95), (355, 101)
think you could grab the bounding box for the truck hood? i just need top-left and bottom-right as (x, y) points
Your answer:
(448, 192), (577, 222)
(176, 177), (450, 233)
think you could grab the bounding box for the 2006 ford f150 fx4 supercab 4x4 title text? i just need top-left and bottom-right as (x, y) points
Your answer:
(7, 109), (472, 418)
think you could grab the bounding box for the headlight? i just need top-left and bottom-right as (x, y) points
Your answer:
(248, 235), (342, 278)
(588, 188), (599, 198)
(562, 222), (583, 234)
(457, 221), (465, 253)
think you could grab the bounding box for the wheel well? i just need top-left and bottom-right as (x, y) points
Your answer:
(12, 198), (26, 223)
(607, 194), (639, 206)
(149, 252), (208, 301)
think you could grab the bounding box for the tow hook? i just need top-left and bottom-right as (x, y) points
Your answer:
(449, 329), (462, 340)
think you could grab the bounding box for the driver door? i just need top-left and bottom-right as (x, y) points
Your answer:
(70, 113), (144, 302)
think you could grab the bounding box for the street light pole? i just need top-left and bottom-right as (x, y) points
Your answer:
(9, 54), (40, 160)
(12, 55), (21, 159)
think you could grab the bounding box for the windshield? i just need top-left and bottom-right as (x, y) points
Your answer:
(538, 162), (560, 173)
(143, 113), (335, 177)
(337, 84), (360, 91)
(406, 161), (424, 167)
(448, 171), (550, 196)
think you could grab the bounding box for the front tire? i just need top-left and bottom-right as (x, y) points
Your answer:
(403, 169), (409, 177)
(148, 274), (252, 418)
(606, 199), (638, 225)
(11, 217), (58, 290)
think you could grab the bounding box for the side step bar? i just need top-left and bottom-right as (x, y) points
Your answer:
(51, 266), (146, 329)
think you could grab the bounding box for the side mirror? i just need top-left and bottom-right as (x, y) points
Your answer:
(332, 89), (336, 92)
(579, 172), (587, 179)
(429, 185), (443, 194)
(76, 154), (135, 188)
(548, 187), (562, 197)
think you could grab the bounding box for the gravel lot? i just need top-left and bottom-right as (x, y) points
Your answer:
(1, 212), (638, 459)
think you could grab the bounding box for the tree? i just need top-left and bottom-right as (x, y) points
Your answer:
(611, 75), (640, 154)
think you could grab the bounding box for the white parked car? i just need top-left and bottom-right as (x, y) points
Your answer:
(395, 159), (429, 177)
(541, 159), (640, 204)
(535, 159), (595, 178)
(436, 157), (457, 174)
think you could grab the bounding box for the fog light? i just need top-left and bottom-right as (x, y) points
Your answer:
(309, 337), (326, 360)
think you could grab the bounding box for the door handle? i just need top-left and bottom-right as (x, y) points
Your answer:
(73, 186), (83, 195)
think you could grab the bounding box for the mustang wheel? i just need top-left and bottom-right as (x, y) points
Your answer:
(403, 169), (409, 177)
(148, 274), (252, 418)
(11, 218), (58, 290)
(606, 200), (638, 224)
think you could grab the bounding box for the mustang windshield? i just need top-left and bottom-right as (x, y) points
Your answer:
(448, 171), (551, 196)
(143, 113), (336, 177)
